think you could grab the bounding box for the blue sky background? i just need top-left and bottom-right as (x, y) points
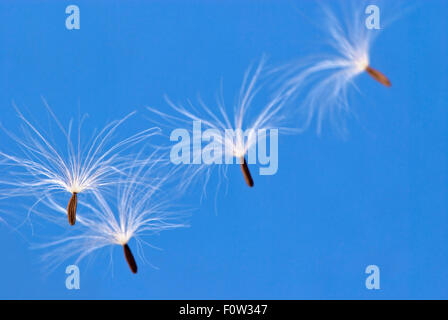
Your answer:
(0, 0), (447, 299)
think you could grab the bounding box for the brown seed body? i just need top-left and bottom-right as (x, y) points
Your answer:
(123, 243), (138, 274)
(365, 66), (391, 87)
(240, 157), (254, 187)
(67, 192), (77, 226)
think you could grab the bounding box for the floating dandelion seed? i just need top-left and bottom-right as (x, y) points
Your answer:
(0, 101), (159, 226)
(35, 151), (187, 275)
(148, 58), (294, 191)
(240, 157), (254, 188)
(277, 2), (392, 134)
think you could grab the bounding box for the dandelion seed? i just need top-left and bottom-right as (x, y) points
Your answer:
(365, 66), (391, 87)
(67, 192), (77, 226)
(240, 157), (254, 187)
(0, 100), (159, 225)
(148, 57), (294, 192)
(34, 151), (187, 275)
